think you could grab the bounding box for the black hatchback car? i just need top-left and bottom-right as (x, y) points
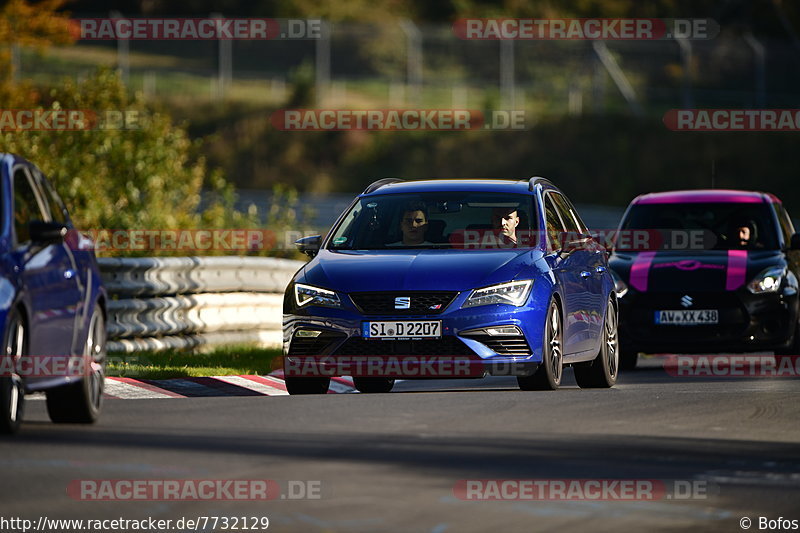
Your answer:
(608, 189), (800, 369)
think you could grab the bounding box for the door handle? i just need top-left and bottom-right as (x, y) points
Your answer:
(580, 271), (592, 279)
(595, 266), (607, 274)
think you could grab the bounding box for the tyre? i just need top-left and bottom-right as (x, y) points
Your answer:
(575, 298), (619, 388)
(353, 377), (395, 394)
(46, 304), (105, 423)
(1, 308), (26, 435)
(285, 377), (330, 395)
(518, 299), (563, 391)
(0, 308), (28, 434)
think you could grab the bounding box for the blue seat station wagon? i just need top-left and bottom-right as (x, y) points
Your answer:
(283, 178), (618, 394)
(1, 154), (106, 434)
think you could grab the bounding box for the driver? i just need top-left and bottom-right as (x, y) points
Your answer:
(387, 202), (433, 246)
(729, 218), (761, 249)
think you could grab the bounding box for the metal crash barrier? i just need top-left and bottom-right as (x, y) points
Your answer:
(98, 256), (304, 353)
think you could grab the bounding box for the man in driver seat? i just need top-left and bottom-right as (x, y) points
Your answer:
(729, 218), (762, 249)
(387, 201), (433, 247)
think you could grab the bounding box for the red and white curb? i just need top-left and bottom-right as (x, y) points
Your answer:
(101, 373), (357, 399)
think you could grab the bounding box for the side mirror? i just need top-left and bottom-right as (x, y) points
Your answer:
(295, 235), (321, 257)
(29, 220), (68, 245)
(790, 233), (800, 251)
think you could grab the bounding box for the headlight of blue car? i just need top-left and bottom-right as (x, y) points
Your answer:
(462, 280), (533, 308)
(294, 283), (342, 308)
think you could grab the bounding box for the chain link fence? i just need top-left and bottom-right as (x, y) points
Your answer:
(16, 16), (800, 114)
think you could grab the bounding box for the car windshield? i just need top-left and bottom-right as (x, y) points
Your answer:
(619, 203), (780, 251)
(327, 192), (539, 250)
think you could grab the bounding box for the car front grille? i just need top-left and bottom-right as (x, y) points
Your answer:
(349, 291), (458, 315)
(621, 291), (747, 343)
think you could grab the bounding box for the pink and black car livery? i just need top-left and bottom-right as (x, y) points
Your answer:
(608, 189), (800, 369)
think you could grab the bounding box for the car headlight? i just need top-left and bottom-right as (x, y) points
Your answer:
(463, 280), (533, 308)
(610, 269), (628, 298)
(747, 266), (786, 294)
(294, 283), (342, 308)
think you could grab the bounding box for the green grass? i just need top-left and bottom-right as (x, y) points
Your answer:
(106, 345), (282, 380)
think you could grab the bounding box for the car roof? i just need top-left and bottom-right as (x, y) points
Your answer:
(633, 189), (781, 205)
(360, 178), (546, 196)
(0, 153), (28, 167)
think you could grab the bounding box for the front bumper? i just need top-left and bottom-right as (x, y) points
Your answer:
(282, 301), (547, 378)
(618, 288), (798, 353)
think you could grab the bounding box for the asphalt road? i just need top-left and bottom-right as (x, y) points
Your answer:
(2, 357), (799, 533)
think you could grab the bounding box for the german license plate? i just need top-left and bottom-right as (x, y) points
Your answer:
(363, 320), (441, 339)
(655, 310), (719, 325)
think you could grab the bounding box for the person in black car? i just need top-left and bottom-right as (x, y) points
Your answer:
(729, 218), (763, 249)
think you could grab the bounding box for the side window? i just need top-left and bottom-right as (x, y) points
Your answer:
(37, 171), (67, 225)
(13, 168), (47, 246)
(560, 194), (589, 234)
(544, 195), (565, 253)
(773, 204), (795, 246)
(551, 193), (581, 237)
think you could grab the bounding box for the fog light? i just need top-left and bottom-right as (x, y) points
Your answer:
(484, 326), (522, 336)
(296, 330), (322, 338)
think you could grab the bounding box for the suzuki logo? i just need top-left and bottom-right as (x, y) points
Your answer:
(681, 295), (693, 308)
(394, 297), (411, 310)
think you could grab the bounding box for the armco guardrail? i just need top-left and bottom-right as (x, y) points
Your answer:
(98, 256), (304, 353)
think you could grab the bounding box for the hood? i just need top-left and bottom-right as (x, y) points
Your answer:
(609, 250), (786, 293)
(299, 249), (537, 292)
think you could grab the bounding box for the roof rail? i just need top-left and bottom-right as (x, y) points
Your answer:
(363, 177), (404, 194)
(527, 176), (553, 191)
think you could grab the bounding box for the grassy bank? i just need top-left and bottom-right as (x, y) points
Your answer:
(106, 345), (282, 379)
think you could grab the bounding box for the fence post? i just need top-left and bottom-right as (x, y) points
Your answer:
(110, 11), (129, 84)
(744, 32), (766, 107)
(400, 20), (422, 105)
(212, 13), (232, 100)
(676, 37), (694, 109)
(10, 43), (20, 82)
(316, 20), (331, 106)
(500, 39), (515, 109)
(591, 40), (643, 117)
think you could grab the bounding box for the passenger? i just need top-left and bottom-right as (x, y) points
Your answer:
(491, 206), (520, 246)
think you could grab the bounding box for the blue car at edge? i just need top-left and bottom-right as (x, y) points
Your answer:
(282, 178), (618, 394)
(1, 154), (107, 434)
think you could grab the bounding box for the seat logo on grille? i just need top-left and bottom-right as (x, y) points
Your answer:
(394, 297), (411, 309)
(681, 295), (693, 308)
